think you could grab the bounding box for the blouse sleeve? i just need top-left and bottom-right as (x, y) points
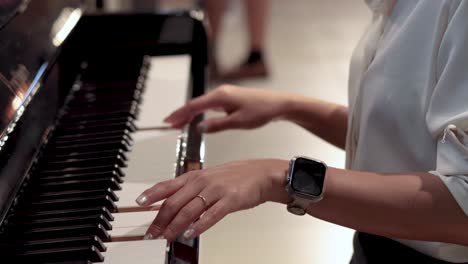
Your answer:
(426, 1), (468, 216)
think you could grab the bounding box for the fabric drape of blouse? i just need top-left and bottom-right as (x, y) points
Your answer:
(346, 0), (468, 262)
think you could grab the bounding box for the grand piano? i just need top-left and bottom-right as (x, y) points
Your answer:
(0, 0), (208, 263)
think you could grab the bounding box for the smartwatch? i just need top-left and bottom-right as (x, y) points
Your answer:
(285, 156), (327, 215)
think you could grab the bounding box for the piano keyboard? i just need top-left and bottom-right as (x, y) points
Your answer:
(0, 54), (192, 263)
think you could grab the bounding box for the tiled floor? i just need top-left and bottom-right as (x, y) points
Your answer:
(200, 1), (371, 263)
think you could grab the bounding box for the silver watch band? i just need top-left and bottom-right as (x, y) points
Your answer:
(287, 197), (312, 215)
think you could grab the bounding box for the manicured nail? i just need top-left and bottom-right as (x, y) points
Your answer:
(183, 229), (195, 240)
(136, 194), (148, 206)
(143, 233), (154, 240)
(197, 123), (206, 133)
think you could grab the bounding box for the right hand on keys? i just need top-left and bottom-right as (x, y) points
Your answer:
(163, 84), (298, 133)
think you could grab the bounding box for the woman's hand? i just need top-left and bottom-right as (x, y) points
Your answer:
(164, 84), (299, 133)
(135, 159), (291, 241)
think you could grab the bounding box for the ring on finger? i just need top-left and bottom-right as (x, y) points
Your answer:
(195, 194), (208, 208)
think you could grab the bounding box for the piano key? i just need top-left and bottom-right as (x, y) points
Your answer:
(55, 121), (137, 135)
(121, 130), (181, 183)
(18, 214), (112, 231)
(57, 117), (136, 131)
(41, 151), (128, 166)
(24, 207), (114, 222)
(20, 224), (110, 242)
(109, 211), (157, 239)
(65, 101), (138, 116)
(58, 117), (135, 130)
(47, 140), (131, 155)
(32, 188), (118, 202)
(52, 132), (133, 146)
(14, 245), (104, 263)
(101, 240), (167, 264)
(37, 177), (121, 192)
(42, 148), (128, 162)
(38, 164), (123, 177)
(135, 55), (191, 129)
(38, 157), (127, 172)
(20, 236), (106, 253)
(37, 171), (123, 184)
(114, 182), (154, 209)
(63, 110), (136, 123)
(22, 195), (117, 213)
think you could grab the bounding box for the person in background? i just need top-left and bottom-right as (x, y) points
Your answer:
(205, 0), (270, 81)
(138, 0), (468, 263)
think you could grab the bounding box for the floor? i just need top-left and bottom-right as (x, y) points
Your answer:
(199, 1), (372, 263)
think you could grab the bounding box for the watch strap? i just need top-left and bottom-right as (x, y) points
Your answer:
(287, 197), (312, 215)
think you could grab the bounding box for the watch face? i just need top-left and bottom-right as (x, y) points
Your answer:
(291, 157), (326, 197)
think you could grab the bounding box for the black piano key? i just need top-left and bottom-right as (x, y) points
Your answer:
(51, 136), (132, 151)
(37, 178), (121, 192)
(57, 117), (135, 132)
(69, 90), (141, 105)
(52, 130), (133, 144)
(23, 195), (117, 213)
(22, 207), (114, 222)
(21, 236), (106, 253)
(20, 224), (110, 242)
(64, 101), (138, 116)
(31, 188), (118, 202)
(37, 156), (127, 171)
(55, 120), (136, 134)
(56, 116), (135, 134)
(62, 110), (136, 123)
(14, 245), (104, 263)
(41, 148), (128, 163)
(41, 149), (128, 164)
(45, 140), (131, 155)
(18, 214), (112, 231)
(37, 171), (123, 184)
(37, 164), (124, 178)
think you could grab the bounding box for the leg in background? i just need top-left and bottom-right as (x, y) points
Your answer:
(220, 0), (270, 81)
(205, 0), (228, 79)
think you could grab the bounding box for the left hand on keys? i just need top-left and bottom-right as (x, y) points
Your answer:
(135, 159), (291, 241)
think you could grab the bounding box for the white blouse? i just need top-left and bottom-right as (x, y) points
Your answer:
(346, 0), (468, 262)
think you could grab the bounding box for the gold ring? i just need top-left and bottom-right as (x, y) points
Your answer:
(196, 194), (208, 207)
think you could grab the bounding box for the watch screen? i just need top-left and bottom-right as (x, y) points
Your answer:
(291, 158), (326, 196)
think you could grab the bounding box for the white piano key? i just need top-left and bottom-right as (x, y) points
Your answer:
(124, 130), (182, 183)
(101, 240), (167, 264)
(136, 55), (191, 128)
(117, 130), (182, 208)
(115, 182), (154, 208)
(110, 211), (157, 238)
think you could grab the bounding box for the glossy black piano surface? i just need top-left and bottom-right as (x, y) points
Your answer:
(0, 1), (207, 263)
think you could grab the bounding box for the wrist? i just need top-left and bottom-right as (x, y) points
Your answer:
(262, 159), (294, 204)
(278, 94), (316, 123)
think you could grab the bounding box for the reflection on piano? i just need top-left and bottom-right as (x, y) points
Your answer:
(0, 1), (208, 263)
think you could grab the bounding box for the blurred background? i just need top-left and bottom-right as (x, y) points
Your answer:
(88, 0), (372, 263)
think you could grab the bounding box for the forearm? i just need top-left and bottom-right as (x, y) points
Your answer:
(280, 168), (468, 245)
(280, 96), (348, 149)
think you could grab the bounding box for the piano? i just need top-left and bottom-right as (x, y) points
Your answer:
(0, 0), (208, 263)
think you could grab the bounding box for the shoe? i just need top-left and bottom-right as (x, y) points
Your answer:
(218, 59), (269, 81)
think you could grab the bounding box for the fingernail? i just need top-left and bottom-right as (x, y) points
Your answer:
(183, 229), (195, 240)
(136, 194), (148, 206)
(143, 233), (154, 240)
(156, 235), (166, 239)
(197, 123), (206, 133)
